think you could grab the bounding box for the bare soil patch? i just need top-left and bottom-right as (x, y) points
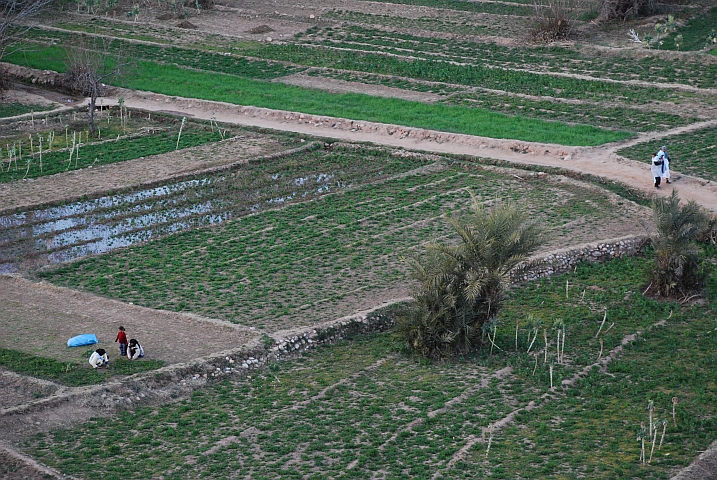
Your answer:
(0, 275), (259, 365)
(0, 371), (59, 410)
(0, 401), (98, 444)
(0, 83), (83, 110)
(276, 72), (442, 103)
(0, 126), (293, 212)
(249, 24), (274, 35)
(0, 448), (62, 480)
(177, 20), (198, 29)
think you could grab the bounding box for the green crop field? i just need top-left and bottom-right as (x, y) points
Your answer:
(21, 254), (717, 478)
(4, 44), (632, 146)
(37, 145), (648, 331)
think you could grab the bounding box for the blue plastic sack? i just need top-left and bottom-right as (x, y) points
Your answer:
(67, 334), (98, 347)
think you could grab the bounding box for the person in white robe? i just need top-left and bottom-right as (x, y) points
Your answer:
(657, 146), (671, 184)
(651, 153), (663, 188)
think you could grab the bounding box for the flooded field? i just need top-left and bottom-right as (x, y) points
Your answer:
(0, 145), (418, 272)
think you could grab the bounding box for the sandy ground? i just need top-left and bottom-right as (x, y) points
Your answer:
(0, 275), (259, 365)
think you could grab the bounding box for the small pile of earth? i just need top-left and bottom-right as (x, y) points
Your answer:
(157, 13), (179, 20)
(249, 25), (274, 34)
(177, 20), (198, 29)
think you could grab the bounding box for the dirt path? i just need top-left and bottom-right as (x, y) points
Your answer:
(107, 89), (717, 213)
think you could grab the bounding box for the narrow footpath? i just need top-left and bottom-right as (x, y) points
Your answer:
(112, 88), (717, 213)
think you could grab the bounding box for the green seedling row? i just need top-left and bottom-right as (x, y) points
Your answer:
(311, 69), (694, 132)
(19, 26), (694, 104)
(310, 25), (717, 89)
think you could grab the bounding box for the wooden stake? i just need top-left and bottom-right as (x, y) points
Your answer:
(595, 310), (607, 337)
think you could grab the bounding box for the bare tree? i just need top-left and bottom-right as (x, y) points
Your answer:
(62, 37), (130, 136)
(529, 0), (584, 43)
(0, 0), (54, 85)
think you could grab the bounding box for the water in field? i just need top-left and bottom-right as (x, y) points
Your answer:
(0, 171), (351, 273)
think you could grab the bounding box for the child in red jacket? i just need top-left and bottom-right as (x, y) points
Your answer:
(115, 326), (128, 357)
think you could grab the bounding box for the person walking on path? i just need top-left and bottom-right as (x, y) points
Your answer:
(115, 326), (128, 357)
(127, 339), (145, 361)
(651, 152), (664, 188)
(89, 348), (109, 368)
(657, 145), (671, 184)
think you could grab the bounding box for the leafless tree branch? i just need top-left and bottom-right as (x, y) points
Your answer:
(62, 37), (132, 135)
(0, 0), (53, 63)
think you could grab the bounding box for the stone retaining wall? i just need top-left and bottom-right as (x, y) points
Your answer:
(517, 235), (651, 282)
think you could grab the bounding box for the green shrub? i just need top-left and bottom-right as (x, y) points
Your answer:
(651, 190), (711, 297)
(397, 196), (548, 358)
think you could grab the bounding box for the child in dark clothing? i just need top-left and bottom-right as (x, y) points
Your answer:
(115, 326), (128, 357)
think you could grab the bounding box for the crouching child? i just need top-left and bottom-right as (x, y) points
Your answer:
(127, 339), (144, 361)
(89, 348), (109, 368)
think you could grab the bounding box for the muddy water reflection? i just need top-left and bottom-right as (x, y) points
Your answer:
(0, 172), (344, 272)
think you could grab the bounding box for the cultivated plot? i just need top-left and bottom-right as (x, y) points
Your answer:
(33, 146), (649, 332)
(20, 255), (717, 479)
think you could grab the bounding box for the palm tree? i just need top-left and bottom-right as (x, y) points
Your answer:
(651, 190), (711, 297)
(397, 195), (548, 358)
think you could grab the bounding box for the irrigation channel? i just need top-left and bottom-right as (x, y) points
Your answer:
(0, 160), (351, 273)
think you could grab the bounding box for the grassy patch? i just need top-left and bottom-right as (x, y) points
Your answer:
(616, 126), (717, 182)
(0, 347), (163, 386)
(22, 254), (717, 478)
(0, 102), (54, 118)
(661, 6), (717, 51)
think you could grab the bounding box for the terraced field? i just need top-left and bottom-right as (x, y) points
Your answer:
(1, 0), (717, 477)
(30, 145), (648, 330)
(8, 0), (717, 146)
(20, 256), (717, 479)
